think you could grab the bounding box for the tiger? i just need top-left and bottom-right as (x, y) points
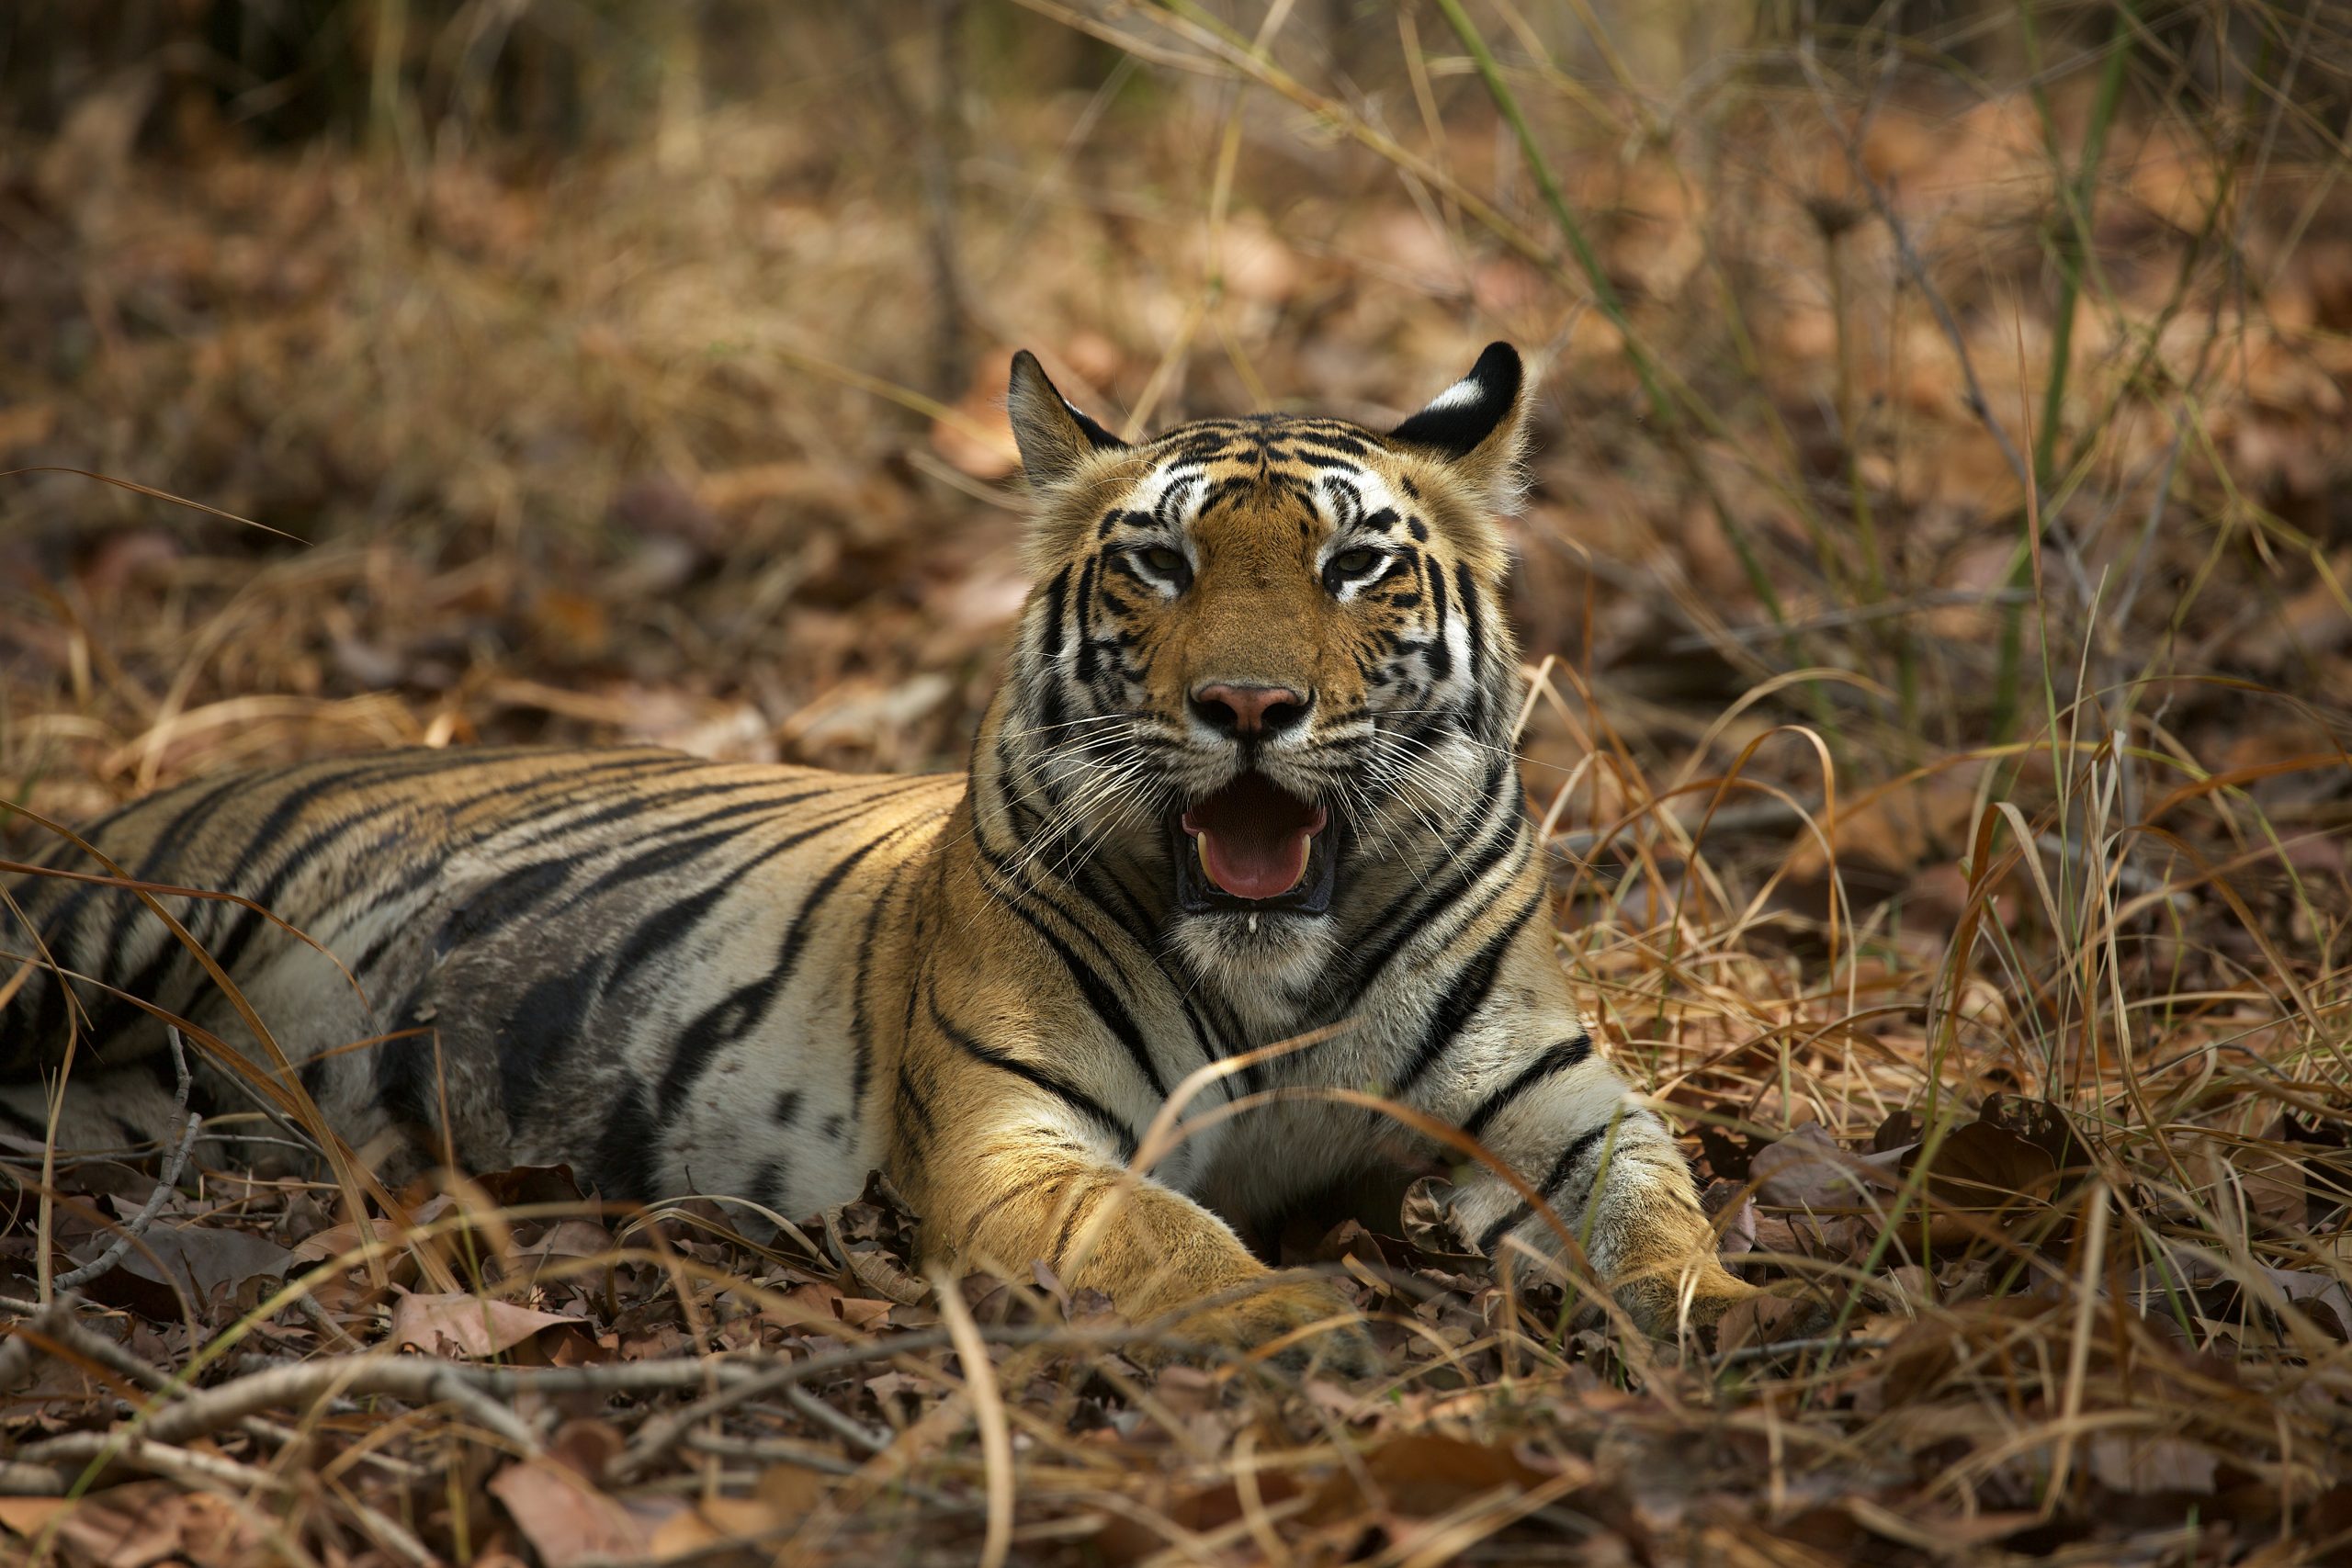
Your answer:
(2, 344), (1776, 1366)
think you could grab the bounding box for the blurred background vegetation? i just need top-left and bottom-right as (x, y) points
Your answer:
(5, 6), (2352, 1561)
(6, 0), (2351, 1023)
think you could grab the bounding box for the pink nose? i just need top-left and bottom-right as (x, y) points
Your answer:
(1190, 682), (1310, 738)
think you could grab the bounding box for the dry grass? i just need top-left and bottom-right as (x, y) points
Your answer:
(4, 2), (2351, 1563)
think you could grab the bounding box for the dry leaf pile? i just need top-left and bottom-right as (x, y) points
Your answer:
(6, 3), (2352, 1563)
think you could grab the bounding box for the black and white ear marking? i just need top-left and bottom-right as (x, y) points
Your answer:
(1388, 342), (1522, 457)
(1007, 350), (1128, 487)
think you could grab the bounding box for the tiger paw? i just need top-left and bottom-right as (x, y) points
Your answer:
(1158, 1274), (1382, 1377)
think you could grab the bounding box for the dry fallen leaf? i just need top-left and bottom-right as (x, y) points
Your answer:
(288, 1217), (402, 1265)
(1754, 1122), (1905, 1211)
(2087, 1435), (2220, 1495)
(490, 1458), (659, 1568)
(646, 1468), (829, 1560)
(0, 1481), (266, 1568)
(74, 1223), (293, 1320)
(389, 1289), (590, 1359)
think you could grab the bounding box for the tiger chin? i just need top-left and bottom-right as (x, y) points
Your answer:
(1, 342), (1783, 1375)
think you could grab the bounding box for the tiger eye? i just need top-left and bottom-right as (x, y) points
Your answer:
(1330, 547), (1381, 576)
(1141, 546), (1186, 575)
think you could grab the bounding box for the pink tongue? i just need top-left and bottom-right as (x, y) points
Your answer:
(1195, 825), (1314, 900)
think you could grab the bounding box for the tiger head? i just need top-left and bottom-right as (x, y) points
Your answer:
(995, 345), (1532, 995)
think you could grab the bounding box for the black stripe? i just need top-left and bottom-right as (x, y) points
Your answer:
(0, 1095), (51, 1140)
(1039, 564), (1071, 660)
(435, 858), (572, 958)
(652, 820), (914, 1118)
(1424, 560), (1453, 680)
(563, 791), (833, 907)
(1461, 1032), (1592, 1138)
(492, 760), (784, 852)
(371, 992), (442, 1133)
(31, 750), (687, 1054)
(604, 785), (927, 1008)
(1389, 893), (1538, 1100)
(1072, 558), (1099, 682)
(1340, 759), (1519, 997)
(1033, 661), (1070, 736)
(1051, 1177), (1102, 1269)
(495, 971), (600, 1129)
(81, 773), (252, 949)
(195, 795), (486, 992)
(350, 770), (729, 1125)
(849, 854), (921, 1123)
(198, 749), (662, 982)
(1286, 431), (1375, 460)
(90, 750), (516, 1047)
(26, 769), (253, 1047)
(958, 1168), (1067, 1247)
(1073, 852), (1154, 934)
(765, 823), (906, 987)
(350, 755), (717, 978)
(989, 727), (1046, 840)
(927, 989), (1138, 1162)
(1477, 1121), (1611, 1255)
(589, 1076), (662, 1201)
(752, 1160), (789, 1214)
(895, 1062), (937, 1149)
(1455, 560), (1488, 732)
(967, 813), (1172, 1100)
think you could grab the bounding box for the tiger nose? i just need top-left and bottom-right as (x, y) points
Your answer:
(1190, 682), (1311, 738)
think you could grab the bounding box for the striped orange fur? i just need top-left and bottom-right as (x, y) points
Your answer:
(3, 345), (1769, 1364)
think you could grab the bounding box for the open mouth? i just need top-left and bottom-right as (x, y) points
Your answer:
(1172, 772), (1337, 916)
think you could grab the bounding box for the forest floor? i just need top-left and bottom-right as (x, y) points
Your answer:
(3, 6), (2351, 1564)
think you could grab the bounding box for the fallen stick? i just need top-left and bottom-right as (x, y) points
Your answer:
(610, 1321), (1152, 1483)
(6, 1430), (288, 1496)
(0, 1292), (172, 1395)
(53, 1026), (203, 1294)
(130, 1355), (772, 1448)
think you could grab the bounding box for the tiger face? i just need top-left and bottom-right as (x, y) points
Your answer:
(1001, 346), (1531, 999)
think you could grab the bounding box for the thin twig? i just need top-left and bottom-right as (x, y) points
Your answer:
(614, 1319), (1170, 1483)
(133, 1355), (764, 1447)
(783, 1383), (893, 1454)
(53, 1025), (202, 1293)
(682, 1429), (960, 1508)
(0, 1461), (66, 1496)
(1796, 51), (2034, 503)
(340, 1492), (439, 1568)
(0, 1292), (175, 1395)
(426, 1371), (545, 1455)
(0, 1297), (75, 1393)
(614, 1326), (977, 1483)
(7, 1430), (291, 1495)
(930, 1262), (1014, 1568)
(1711, 1334), (1892, 1369)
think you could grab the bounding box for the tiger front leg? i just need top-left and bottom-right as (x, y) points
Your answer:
(1408, 932), (1761, 1340)
(897, 1106), (1377, 1374)
(1446, 1055), (1756, 1337)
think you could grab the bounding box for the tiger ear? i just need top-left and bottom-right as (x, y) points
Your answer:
(1007, 350), (1127, 489)
(1387, 342), (1530, 512)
